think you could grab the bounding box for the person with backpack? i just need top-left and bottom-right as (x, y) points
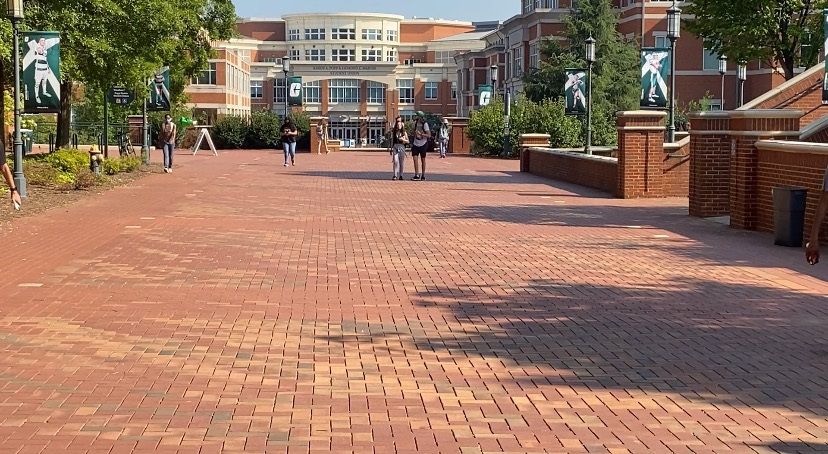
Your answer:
(316, 119), (329, 154)
(389, 116), (409, 180)
(438, 118), (450, 158)
(410, 111), (430, 181)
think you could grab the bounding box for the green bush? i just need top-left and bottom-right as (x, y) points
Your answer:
(246, 111), (281, 148)
(212, 115), (249, 149)
(43, 148), (89, 174)
(101, 156), (142, 175)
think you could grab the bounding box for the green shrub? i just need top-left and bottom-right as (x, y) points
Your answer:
(212, 115), (248, 149)
(44, 148), (88, 174)
(246, 111), (281, 148)
(73, 168), (107, 189)
(101, 156), (141, 175)
(24, 160), (68, 188)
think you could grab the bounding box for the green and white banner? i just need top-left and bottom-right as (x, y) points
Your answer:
(21, 31), (61, 113)
(148, 66), (171, 112)
(640, 48), (671, 109)
(477, 84), (493, 107)
(564, 68), (587, 116)
(287, 76), (303, 106)
(823, 9), (828, 104)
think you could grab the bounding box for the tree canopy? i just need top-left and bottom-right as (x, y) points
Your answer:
(685, 0), (827, 80)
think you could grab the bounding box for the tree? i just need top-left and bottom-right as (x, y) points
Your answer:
(523, 0), (639, 118)
(22, 0), (236, 147)
(685, 0), (827, 80)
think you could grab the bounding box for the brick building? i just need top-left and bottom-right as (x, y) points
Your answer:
(185, 13), (486, 145)
(455, 0), (791, 117)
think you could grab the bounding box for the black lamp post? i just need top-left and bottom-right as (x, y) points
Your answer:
(7, 0), (26, 197)
(585, 36), (595, 155)
(283, 58), (290, 119)
(666, 0), (681, 143)
(718, 54), (727, 110)
(737, 63), (747, 107)
(490, 64), (498, 94)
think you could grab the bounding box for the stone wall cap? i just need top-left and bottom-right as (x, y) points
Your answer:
(755, 139), (828, 155)
(528, 147), (617, 162)
(521, 133), (552, 138)
(688, 110), (803, 120)
(616, 110), (668, 118)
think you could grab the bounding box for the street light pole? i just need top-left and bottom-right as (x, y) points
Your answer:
(141, 94), (149, 165)
(666, 0), (681, 143)
(283, 59), (290, 119)
(718, 55), (727, 110)
(585, 36), (595, 155)
(737, 63), (747, 107)
(8, 0), (26, 197)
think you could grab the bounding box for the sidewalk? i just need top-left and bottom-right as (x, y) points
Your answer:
(0, 150), (825, 453)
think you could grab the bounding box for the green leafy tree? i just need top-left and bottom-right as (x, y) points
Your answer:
(685, 0), (827, 80)
(524, 0), (639, 111)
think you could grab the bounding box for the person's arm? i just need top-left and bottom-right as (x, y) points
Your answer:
(1, 163), (21, 209)
(806, 191), (828, 264)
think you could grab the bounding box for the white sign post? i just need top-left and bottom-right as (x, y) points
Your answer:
(191, 125), (218, 156)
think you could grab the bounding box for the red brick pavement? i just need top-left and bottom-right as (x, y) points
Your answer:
(0, 149), (826, 453)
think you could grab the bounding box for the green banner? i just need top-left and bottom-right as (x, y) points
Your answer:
(287, 76), (303, 106)
(148, 66), (171, 112)
(823, 9), (828, 104)
(477, 84), (493, 107)
(564, 68), (587, 115)
(21, 31), (61, 113)
(640, 48), (671, 109)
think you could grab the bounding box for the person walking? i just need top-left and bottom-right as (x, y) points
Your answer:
(160, 114), (177, 173)
(316, 119), (329, 154)
(806, 166), (828, 265)
(0, 148), (22, 211)
(281, 118), (298, 166)
(438, 118), (450, 158)
(410, 112), (430, 180)
(390, 116), (409, 180)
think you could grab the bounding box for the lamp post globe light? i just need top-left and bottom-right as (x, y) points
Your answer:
(666, 0), (680, 143)
(585, 36), (595, 154)
(718, 54), (727, 110)
(283, 58), (290, 119)
(490, 64), (498, 91)
(7, 0), (26, 197)
(737, 63), (747, 107)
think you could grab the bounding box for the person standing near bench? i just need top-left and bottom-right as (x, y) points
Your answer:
(1, 150), (22, 210)
(160, 114), (177, 174)
(806, 166), (828, 265)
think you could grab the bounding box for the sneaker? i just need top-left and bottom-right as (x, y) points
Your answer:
(392, 176), (398, 180)
(163, 168), (169, 173)
(169, 168), (173, 174)
(412, 175), (421, 181)
(291, 160), (295, 166)
(420, 175), (426, 181)
(284, 163), (289, 167)
(398, 176), (404, 180)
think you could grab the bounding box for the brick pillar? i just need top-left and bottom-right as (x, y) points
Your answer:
(688, 112), (731, 217)
(728, 110), (802, 230)
(309, 117), (322, 154)
(446, 117), (471, 154)
(386, 89), (398, 125)
(616, 111), (667, 199)
(519, 134), (550, 172)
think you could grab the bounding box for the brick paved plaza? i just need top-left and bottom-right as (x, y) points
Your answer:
(0, 150), (826, 453)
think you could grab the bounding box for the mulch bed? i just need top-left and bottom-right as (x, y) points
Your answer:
(0, 163), (164, 232)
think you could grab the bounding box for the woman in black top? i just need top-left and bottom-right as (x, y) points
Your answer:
(390, 116), (409, 180)
(281, 118), (298, 167)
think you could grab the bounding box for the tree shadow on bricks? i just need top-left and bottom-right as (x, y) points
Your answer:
(411, 277), (828, 416)
(760, 442), (828, 453)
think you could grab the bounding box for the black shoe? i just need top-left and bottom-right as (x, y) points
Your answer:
(392, 176), (398, 180)
(398, 176), (404, 180)
(420, 175), (426, 181)
(412, 175), (421, 181)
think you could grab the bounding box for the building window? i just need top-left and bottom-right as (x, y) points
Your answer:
(288, 29), (300, 41)
(367, 81), (386, 104)
(386, 50), (397, 62)
(362, 49), (382, 62)
(435, 51), (454, 64)
(251, 80), (263, 99)
(397, 79), (414, 104)
(289, 49), (300, 60)
(331, 28), (356, 40)
(703, 44), (720, 71)
(387, 29), (398, 41)
(306, 49), (326, 61)
(654, 34), (669, 49)
(274, 78), (286, 103)
(193, 62), (217, 85)
(451, 81), (457, 100)
(305, 28), (326, 40)
(262, 57), (283, 64)
(303, 80), (321, 103)
(404, 58), (421, 65)
(512, 48), (523, 78)
(425, 82), (438, 100)
(529, 42), (539, 70)
(362, 29), (382, 40)
(708, 100), (722, 111)
(331, 49), (356, 62)
(329, 79), (360, 103)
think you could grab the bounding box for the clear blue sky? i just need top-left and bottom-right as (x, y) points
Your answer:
(231, 0), (517, 23)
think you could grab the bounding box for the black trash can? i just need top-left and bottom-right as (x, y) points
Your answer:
(773, 187), (807, 247)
